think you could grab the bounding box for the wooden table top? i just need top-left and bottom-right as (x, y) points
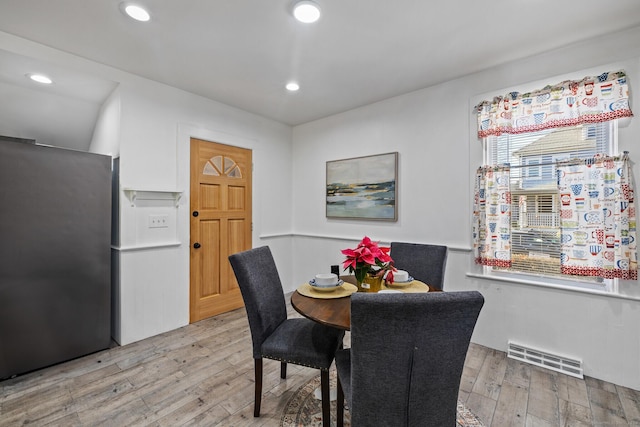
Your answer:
(290, 275), (440, 331)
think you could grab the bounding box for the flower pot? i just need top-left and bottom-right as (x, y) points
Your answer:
(357, 274), (383, 293)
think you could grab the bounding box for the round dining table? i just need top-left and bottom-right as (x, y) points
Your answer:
(290, 275), (440, 330)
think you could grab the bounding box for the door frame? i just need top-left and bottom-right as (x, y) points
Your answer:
(177, 125), (255, 323)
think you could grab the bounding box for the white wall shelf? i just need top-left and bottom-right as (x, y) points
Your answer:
(123, 188), (182, 207)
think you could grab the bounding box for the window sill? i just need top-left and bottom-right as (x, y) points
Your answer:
(466, 272), (640, 302)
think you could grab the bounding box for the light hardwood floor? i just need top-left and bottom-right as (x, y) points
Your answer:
(2, 296), (639, 426)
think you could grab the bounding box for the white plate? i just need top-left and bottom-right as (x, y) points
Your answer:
(386, 276), (413, 287)
(308, 279), (344, 292)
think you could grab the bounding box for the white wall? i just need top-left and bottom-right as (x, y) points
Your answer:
(0, 80), (101, 150)
(89, 86), (121, 157)
(110, 78), (293, 345)
(290, 26), (640, 389)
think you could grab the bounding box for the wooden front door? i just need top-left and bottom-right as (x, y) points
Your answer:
(190, 138), (252, 322)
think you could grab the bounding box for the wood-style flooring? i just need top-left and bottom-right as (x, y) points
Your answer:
(2, 295), (639, 426)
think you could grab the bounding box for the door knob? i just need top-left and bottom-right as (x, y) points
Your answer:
(193, 242), (201, 249)
(193, 211), (199, 217)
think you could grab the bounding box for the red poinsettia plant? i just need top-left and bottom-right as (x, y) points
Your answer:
(342, 236), (396, 284)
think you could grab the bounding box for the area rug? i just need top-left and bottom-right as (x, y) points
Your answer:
(280, 371), (485, 426)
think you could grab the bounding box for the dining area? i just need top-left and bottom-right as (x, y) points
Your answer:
(228, 236), (485, 427)
(4, 239), (636, 426)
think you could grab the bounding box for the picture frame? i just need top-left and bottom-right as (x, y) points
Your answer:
(326, 152), (398, 221)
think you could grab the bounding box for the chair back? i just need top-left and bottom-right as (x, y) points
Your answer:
(390, 242), (448, 289)
(349, 291), (484, 426)
(229, 246), (287, 359)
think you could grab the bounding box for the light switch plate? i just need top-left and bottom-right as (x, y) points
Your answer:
(148, 214), (169, 228)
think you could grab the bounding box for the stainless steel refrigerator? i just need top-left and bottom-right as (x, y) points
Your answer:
(0, 140), (112, 379)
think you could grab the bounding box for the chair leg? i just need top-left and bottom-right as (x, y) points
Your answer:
(337, 375), (344, 427)
(281, 361), (287, 379)
(320, 370), (330, 427)
(254, 358), (263, 417)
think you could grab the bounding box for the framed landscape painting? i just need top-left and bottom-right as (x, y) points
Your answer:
(326, 152), (397, 221)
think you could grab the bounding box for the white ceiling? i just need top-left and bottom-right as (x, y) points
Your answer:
(1, 0), (640, 128)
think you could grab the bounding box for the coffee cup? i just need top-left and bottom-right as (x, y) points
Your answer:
(314, 273), (338, 286)
(394, 270), (409, 282)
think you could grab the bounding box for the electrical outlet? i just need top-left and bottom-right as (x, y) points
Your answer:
(148, 214), (169, 228)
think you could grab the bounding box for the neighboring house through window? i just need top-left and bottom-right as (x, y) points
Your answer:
(485, 123), (614, 281)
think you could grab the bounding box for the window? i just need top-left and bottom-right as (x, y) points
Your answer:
(483, 122), (616, 284)
(526, 157), (541, 179)
(474, 71), (636, 285)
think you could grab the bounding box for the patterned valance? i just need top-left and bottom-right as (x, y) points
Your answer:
(475, 71), (633, 138)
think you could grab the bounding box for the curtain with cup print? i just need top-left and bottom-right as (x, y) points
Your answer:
(474, 70), (637, 280)
(476, 71), (632, 138)
(473, 165), (511, 268)
(557, 154), (637, 279)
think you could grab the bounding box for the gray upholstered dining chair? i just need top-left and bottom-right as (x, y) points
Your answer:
(228, 246), (344, 427)
(335, 291), (484, 427)
(390, 242), (448, 290)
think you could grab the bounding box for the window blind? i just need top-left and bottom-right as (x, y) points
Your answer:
(486, 122), (614, 281)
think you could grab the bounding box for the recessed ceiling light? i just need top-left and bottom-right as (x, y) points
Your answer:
(292, 1), (321, 23)
(27, 74), (53, 84)
(286, 82), (300, 91)
(120, 3), (150, 22)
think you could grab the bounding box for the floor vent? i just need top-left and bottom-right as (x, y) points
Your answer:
(507, 341), (583, 379)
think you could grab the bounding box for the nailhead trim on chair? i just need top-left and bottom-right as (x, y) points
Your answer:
(262, 354), (330, 370)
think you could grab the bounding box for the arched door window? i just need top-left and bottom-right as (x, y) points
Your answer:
(203, 155), (242, 178)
